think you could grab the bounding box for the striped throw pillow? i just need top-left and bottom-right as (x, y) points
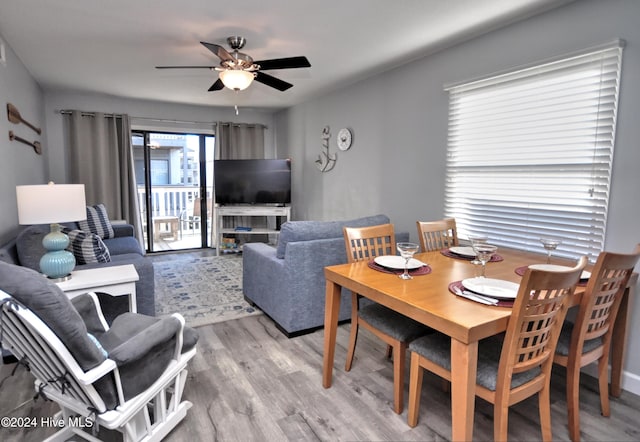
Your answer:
(77, 204), (115, 239)
(65, 229), (111, 265)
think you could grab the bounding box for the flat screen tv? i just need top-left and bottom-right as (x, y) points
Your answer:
(214, 159), (291, 205)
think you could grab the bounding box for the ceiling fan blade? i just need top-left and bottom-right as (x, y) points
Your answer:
(200, 41), (234, 62)
(255, 72), (293, 91)
(254, 56), (311, 70)
(156, 66), (216, 69)
(208, 79), (224, 92)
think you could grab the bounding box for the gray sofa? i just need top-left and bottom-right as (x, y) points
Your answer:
(242, 214), (408, 336)
(0, 222), (154, 321)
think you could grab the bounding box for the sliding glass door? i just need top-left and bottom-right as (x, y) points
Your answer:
(132, 131), (214, 252)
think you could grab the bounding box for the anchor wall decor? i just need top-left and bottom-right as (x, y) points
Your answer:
(315, 125), (337, 172)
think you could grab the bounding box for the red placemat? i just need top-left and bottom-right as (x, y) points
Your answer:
(448, 281), (514, 307)
(440, 249), (504, 262)
(368, 260), (432, 276)
(514, 265), (587, 286)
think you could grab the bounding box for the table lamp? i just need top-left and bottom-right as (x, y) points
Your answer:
(16, 182), (86, 281)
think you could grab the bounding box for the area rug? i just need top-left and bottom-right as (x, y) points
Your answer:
(154, 255), (262, 327)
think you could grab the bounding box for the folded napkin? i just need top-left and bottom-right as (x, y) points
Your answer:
(440, 249), (504, 262)
(448, 281), (514, 307)
(368, 260), (432, 276)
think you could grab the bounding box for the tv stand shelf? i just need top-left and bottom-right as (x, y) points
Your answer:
(215, 205), (291, 256)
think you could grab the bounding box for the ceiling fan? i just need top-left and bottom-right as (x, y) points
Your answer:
(156, 36), (311, 92)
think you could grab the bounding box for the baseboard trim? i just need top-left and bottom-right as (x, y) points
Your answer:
(582, 363), (640, 396)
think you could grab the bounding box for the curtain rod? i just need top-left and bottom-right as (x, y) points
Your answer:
(58, 110), (207, 125)
(58, 109), (124, 118)
(217, 121), (267, 129)
(57, 110), (267, 129)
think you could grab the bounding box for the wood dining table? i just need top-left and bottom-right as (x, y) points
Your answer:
(322, 247), (637, 441)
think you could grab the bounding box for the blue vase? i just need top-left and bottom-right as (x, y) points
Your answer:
(40, 223), (76, 280)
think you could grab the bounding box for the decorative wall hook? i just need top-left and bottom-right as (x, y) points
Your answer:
(315, 125), (337, 172)
(7, 103), (42, 135)
(9, 130), (42, 155)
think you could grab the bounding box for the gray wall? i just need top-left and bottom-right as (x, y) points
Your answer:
(275, 0), (640, 392)
(0, 32), (48, 241)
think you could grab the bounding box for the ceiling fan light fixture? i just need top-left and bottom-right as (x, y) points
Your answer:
(219, 69), (254, 91)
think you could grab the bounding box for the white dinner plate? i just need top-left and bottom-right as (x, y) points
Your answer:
(448, 246), (476, 258)
(528, 264), (591, 280)
(462, 277), (520, 300)
(374, 255), (425, 270)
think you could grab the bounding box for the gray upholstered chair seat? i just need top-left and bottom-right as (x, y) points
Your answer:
(409, 333), (541, 391)
(359, 303), (430, 342)
(555, 321), (603, 356)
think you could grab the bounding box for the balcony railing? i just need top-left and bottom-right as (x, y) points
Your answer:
(137, 185), (206, 218)
(137, 185), (215, 251)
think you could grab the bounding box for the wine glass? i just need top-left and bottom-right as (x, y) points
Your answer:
(471, 243), (498, 277)
(468, 234), (488, 265)
(539, 237), (561, 264)
(397, 242), (420, 280)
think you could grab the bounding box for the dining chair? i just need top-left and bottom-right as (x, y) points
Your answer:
(343, 223), (432, 414)
(553, 244), (640, 442)
(407, 256), (588, 441)
(416, 218), (458, 252)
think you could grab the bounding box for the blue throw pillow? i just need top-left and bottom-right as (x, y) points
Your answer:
(77, 204), (115, 239)
(64, 229), (111, 264)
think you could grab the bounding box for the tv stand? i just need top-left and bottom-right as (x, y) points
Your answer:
(215, 205), (291, 256)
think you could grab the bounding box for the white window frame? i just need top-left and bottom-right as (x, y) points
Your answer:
(444, 40), (624, 261)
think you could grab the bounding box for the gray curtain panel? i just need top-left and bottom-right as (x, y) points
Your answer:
(214, 122), (266, 160)
(214, 122), (267, 245)
(63, 111), (143, 244)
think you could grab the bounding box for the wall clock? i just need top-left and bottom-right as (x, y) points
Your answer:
(337, 128), (353, 151)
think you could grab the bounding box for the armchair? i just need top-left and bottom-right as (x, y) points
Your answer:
(242, 214), (409, 336)
(0, 261), (198, 441)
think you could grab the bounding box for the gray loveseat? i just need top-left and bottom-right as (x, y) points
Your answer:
(242, 214), (408, 336)
(0, 222), (154, 321)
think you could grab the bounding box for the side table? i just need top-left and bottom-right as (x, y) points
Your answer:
(56, 264), (139, 313)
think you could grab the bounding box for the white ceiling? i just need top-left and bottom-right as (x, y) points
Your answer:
(0, 0), (572, 110)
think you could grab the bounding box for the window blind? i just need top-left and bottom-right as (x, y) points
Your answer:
(444, 41), (623, 261)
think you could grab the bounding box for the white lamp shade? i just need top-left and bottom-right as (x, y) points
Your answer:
(16, 183), (87, 225)
(219, 69), (255, 91)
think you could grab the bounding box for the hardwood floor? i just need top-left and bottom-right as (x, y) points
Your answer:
(2, 313), (640, 441)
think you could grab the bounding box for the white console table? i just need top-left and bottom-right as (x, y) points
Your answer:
(215, 205), (291, 256)
(56, 264), (139, 313)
